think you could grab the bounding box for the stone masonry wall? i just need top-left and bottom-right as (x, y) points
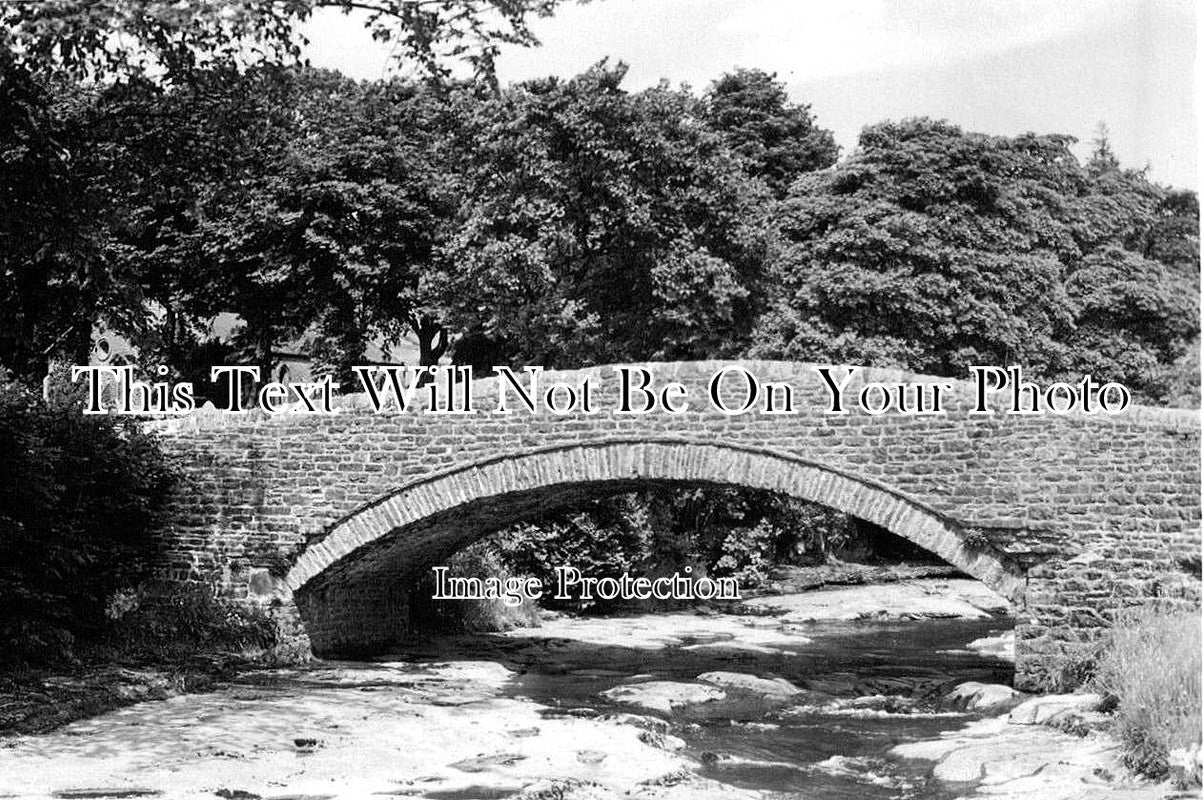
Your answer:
(145, 361), (1202, 690)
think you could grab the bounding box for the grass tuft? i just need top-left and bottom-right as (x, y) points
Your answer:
(1092, 606), (1201, 783)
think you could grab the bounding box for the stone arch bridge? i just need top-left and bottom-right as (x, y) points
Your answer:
(147, 362), (1201, 690)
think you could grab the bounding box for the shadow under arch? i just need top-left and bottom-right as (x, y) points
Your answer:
(284, 440), (1024, 655)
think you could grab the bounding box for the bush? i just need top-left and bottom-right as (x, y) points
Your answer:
(409, 543), (541, 633)
(104, 582), (278, 660)
(492, 495), (657, 611)
(487, 486), (899, 604)
(709, 496), (860, 585)
(713, 518), (780, 588)
(1093, 606), (1202, 782)
(0, 373), (176, 666)
(483, 487), (932, 604)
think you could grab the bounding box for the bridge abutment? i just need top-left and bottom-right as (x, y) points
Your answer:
(293, 579), (411, 658)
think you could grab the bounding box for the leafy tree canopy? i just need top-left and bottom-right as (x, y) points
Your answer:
(0, 0), (579, 81)
(433, 62), (775, 368)
(703, 68), (839, 196)
(0, 0), (584, 384)
(181, 68), (465, 382)
(751, 118), (1198, 402)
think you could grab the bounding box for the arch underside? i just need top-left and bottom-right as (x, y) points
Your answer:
(288, 440), (1025, 608)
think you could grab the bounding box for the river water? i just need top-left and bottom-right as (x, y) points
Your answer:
(0, 580), (1016, 799)
(460, 615), (1012, 798)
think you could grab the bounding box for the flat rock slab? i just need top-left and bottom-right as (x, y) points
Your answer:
(744, 579), (1010, 622)
(449, 752), (528, 773)
(891, 708), (1171, 800)
(932, 730), (1070, 783)
(600, 682), (725, 714)
(1007, 693), (1103, 725)
(502, 613), (808, 654)
(694, 672), (802, 698)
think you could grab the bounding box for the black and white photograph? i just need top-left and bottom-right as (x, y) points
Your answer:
(0, 1), (1199, 798)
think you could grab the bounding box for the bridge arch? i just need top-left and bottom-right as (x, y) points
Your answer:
(285, 438), (1024, 654)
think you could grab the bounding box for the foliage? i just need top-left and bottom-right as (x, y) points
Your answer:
(0, 54), (120, 379)
(0, 374), (176, 666)
(0, 62), (466, 388)
(703, 68), (839, 197)
(0, 0), (577, 83)
(108, 66), (306, 380)
(645, 487), (853, 585)
(493, 495), (656, 610)
(104, 583), (278, 660)
(711, 501), (853, 587)
(751, 118), (1199, 401)
(0, 0), (581, 387)
(6, 55), (1194, 405)
(434, 62), (774, 367)
(712, 519), (781, 588)
(0, 57), (296, 384)
(960, 528), (990, 550)
(485, 489), (859, 608)
(1093, 606), (1202, 782)
(1160, 337), (1200, 409)
(409, 543), (540, 633)
(1062, 172), (1199, 403)
(240, 70), (465, 376)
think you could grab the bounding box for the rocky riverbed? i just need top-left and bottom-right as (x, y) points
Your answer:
(0, 579), (1180, 799)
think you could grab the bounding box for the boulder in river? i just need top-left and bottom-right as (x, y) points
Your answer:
(600, 681), (725, 713)
(964, 631), (1016, 662)
(945, 681), (1024, 711)
(599, 712), (670, 734)
(695, 671), (803, 698)
(517, 778), (617, 799)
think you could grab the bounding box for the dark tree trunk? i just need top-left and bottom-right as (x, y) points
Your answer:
(415, 317), (447, 367)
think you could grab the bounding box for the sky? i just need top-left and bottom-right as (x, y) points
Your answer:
(302, 0), (1198, 189)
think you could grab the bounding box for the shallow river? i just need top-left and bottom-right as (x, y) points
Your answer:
(466, 615), (1012, 798)
(0, 581), (1016, 799)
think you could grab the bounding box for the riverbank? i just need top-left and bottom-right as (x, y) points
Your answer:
(892, 699), (1182, 800)
(0, 656), (754, 799)
(0, 654), (246, 736)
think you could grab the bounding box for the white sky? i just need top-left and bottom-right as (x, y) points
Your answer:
(302, 0), (1198, 189)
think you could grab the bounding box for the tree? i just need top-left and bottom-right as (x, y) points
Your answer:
(1063, 245), (1197, 396)
(433, 62), (773, 368)
(0, 0), (578, 83)
(1062, 165), (1199, 402)
(752, 119), (1080, 375)
(704, 68), (838, 196)
(0, 0), (581, 385)
(751, 118), (1198, 400)
(0, 53), (146, 382)
(0, 59), (465, 388)
(176, 69), (467, 381)
(296, 75), (466, 373)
